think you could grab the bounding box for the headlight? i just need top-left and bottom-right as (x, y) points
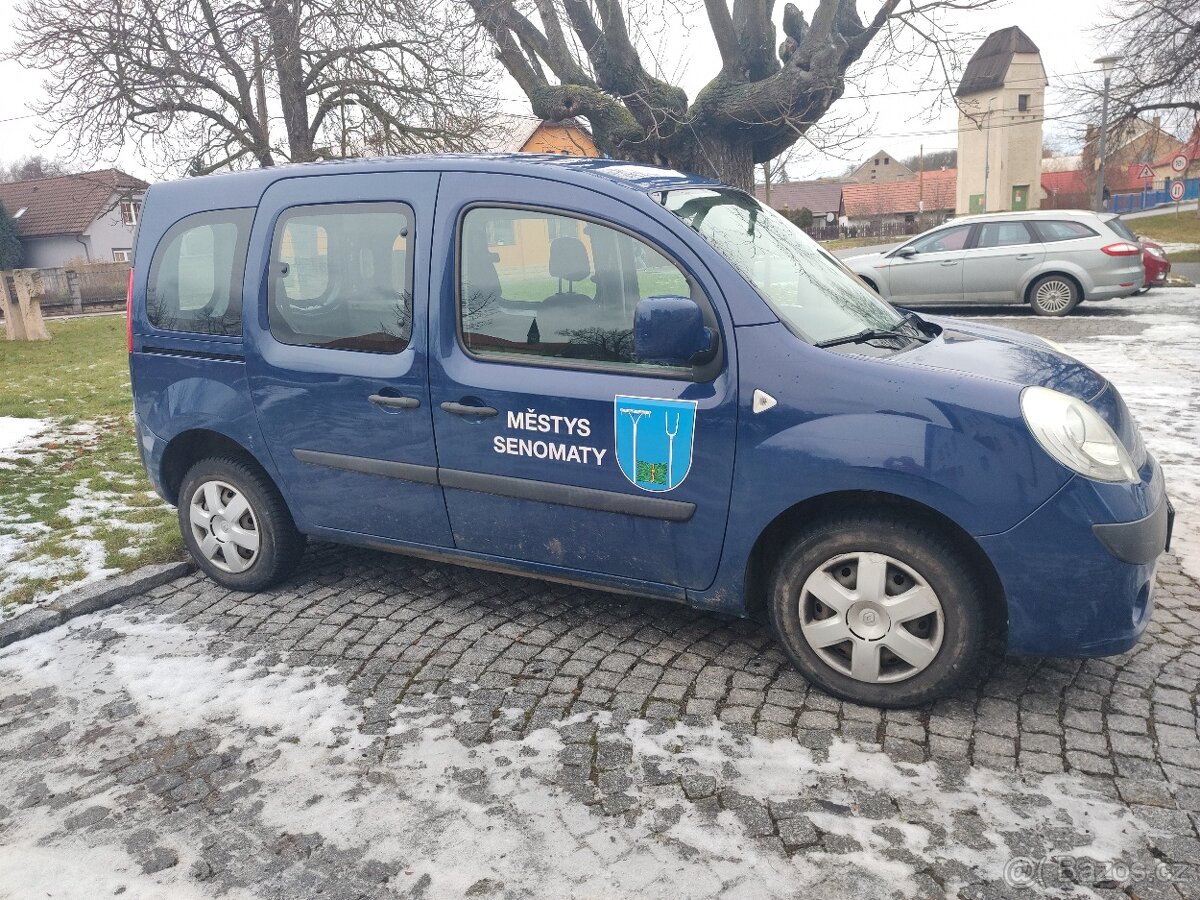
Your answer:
(1040, 337), (1067, 353)
(1021, 386), (1139, 483)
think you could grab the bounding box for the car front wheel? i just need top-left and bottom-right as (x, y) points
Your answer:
(178, 456), (306, 592)
(769, 513), (989, 708)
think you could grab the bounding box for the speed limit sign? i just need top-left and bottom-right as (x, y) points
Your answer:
(1170, 180), (1186, 201)
(1172, 153), (1189, 173)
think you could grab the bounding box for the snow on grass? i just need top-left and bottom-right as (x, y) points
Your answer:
(0, 416), (178, 618)
(0, 610), (1161, 900)
(1059, 288), (1200, 580)
(0, 416), (49, 454)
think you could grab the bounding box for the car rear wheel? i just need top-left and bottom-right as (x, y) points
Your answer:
(179, 457), (305, 592)
(1029, 275), (1080, 316)
(768, 513), (989, 708)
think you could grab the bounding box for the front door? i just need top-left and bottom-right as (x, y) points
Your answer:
(244, 173), (452, 547)
(428, 173), (737, 590)
(885, 223), (972, 304)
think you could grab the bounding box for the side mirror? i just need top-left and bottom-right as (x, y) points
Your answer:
(634, 295), (714, 366)
(896, 246), (918, 259)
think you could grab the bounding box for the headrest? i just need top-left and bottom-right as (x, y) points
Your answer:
(549, 237), (591, 282)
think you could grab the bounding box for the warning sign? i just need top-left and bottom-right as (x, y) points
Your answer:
(1137, 163), (1155, 180)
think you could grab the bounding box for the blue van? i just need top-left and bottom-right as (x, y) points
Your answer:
(128, 155), (1172, 707)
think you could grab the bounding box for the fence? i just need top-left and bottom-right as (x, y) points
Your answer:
(1109, 178), (1200, 215)
(0, 261), (130, 321)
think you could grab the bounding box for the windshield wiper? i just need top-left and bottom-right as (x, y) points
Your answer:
(816, 328), (910, 349)
(816, 318), (933, 349)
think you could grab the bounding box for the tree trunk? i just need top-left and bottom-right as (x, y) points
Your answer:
(264, 1), (315, 162)
(610, 128), (756, 192)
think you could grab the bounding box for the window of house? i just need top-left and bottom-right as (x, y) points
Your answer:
(975, 222), (1034, 248)
(1018, 94), (1030, 113)
(112, 249), (132, 262)
(148, 209), (251, 335)
(458, 207), (695, 370)
(120, 199), (142, 226)
(269, 203), (413, 353)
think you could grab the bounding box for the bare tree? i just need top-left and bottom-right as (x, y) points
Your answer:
(1087, 0), (1199, 130)
(1, 155), (72, 182)
(468, 0), (995, 189)
(7, 0), (497, 175)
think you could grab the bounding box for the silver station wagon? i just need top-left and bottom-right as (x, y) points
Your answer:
(846, 210), (1145, 316)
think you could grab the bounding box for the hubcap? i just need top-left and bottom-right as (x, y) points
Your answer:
(798, 552), (944, 684)
(189, 480), (260, 574)
(1035, 280), (1072, 312)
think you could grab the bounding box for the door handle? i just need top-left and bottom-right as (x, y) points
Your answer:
(369, 393), (420, 410)
(1015, 254), (1036, 260)
(441, 401), (498, 418)
(940, 261), (959, 266)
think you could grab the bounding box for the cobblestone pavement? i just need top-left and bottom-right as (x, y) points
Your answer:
(1, 292), (1199, 900)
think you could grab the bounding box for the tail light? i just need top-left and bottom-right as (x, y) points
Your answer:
(126, 267), (134, 352)
(1101, 242), (1141, 257)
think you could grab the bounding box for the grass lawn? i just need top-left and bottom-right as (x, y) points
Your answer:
(1127, 210), (1200, 247)
(819, 235), (896, 251)
(0, 315), (180, 615)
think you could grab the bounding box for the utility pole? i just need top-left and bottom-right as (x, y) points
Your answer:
(918, 144), (925, 225)
(1093, 54), (1121, 212)
(982, 98), (996, 212)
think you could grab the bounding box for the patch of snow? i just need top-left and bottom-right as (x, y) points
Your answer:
(0, 611), (1162, 900)
(0, 416), (48, 454)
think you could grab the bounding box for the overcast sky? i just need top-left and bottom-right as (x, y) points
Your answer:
(0, 0), (1113, 183)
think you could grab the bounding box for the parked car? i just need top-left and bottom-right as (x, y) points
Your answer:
(846, 210), (1145, 316)
(1139, 239), (1171, 292)
(128, 157), (1171, 708)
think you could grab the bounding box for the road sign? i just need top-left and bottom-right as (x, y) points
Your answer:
(1137, 163), (1155, 180)
(1171, 153), (1189, 173)
(1170, 180), (1186, 201)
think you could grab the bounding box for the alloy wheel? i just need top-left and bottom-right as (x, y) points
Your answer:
(1034, 279), (1074, 313)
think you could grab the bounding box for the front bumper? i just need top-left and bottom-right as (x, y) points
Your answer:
(978, 456), (1169, 657)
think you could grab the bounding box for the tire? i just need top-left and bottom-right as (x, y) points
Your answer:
(178, 456), (305, 592)
(768, 513), (990, 708)
(1028, 274), (1080, 317)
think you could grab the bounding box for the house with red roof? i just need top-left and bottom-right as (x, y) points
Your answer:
(0, 169), (148, 268)
(841, 169), (957, 230)
(1153, 122), (1200, 185)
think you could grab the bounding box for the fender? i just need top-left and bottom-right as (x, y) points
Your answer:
(1017, 261), (1094, 301)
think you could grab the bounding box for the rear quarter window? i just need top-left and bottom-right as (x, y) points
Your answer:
(147, 209), (253, 335)
(1033, 220), (1099, 243)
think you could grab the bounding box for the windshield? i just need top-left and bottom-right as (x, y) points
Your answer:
(660, 188), (904, 345)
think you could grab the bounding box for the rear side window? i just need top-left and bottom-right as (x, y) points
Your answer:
(269, 203), (413, 354)
(1034, 220), (1098, 243)
(975, 222), (1035, 248)
(147, 209), (252, 335)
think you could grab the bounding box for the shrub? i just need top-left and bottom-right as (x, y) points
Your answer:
(0, 203), (22, 270)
